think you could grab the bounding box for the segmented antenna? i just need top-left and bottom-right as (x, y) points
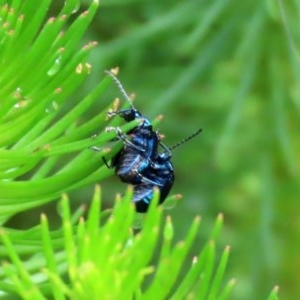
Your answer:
(104, 70), (134, 108)
(168, 128), (202, 151)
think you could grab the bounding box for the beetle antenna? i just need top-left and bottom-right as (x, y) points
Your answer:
(105, 70), (134, 108)
(168, 128), (202, 151)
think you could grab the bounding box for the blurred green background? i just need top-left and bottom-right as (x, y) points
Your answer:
(17, 0), (300, 299)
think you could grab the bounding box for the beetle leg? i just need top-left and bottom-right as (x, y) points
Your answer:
(159, 141), (172, 157)
(112, 127), (146, 152)
(133, 168), (164, 186)
(107, 108), (133, 118)
(102, 156), (111, 168)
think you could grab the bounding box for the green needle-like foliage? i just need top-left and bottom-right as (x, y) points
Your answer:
(0, 0), (130, 224)
(0, 187), (236, 299)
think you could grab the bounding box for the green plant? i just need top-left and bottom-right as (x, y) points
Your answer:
(1, 188), (236, 299)
(0, 0), (280, 299)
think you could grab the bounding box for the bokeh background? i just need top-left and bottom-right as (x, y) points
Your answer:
(14, 1), (300, 299)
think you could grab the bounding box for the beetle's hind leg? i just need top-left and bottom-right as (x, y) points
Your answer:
(133, 168), (164, 187)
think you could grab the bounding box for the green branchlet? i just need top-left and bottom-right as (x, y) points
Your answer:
(1, 187), (234, 299)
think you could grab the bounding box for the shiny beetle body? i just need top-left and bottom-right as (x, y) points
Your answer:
(101, 69), (202, 212)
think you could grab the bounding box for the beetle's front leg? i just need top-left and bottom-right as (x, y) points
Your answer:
(106, 126), (145, 153)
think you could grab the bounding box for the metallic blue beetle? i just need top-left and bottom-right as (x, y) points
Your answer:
(102, 69), (201, 212)
(103, 69), (169, 186)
